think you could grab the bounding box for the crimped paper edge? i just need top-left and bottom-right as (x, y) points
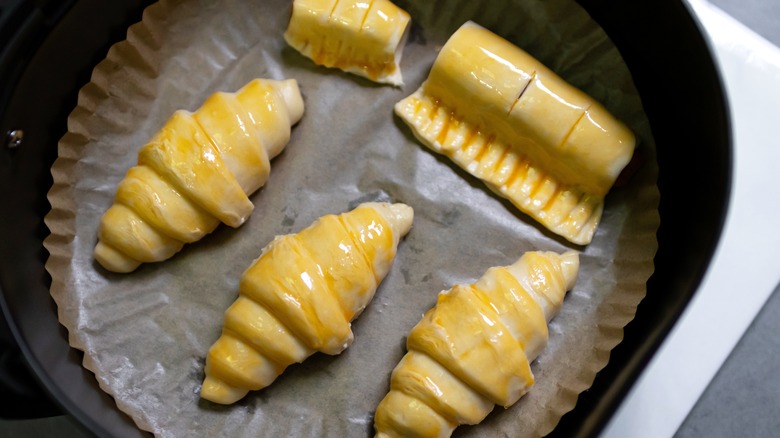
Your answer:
(40, 0), (661, 436)
(42, 1), (171, 435)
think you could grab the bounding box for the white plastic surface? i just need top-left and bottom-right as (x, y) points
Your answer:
(602, 1), (780, 437)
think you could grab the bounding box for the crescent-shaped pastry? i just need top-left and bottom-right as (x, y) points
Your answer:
(374, 250), (579, 437)
(200, 202), (414, 404)
(94, 78), (304, 273)
(284, 0), (411, 85)
(395, 21), (635, 244)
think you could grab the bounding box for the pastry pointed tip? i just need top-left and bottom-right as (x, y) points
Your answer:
(94, 241), (141, 273)
(386, 203), (414, 237)
(559, 250), (580, 291)
(199, 375), (249, 405)
(363, 202), (414, 237)
(277, 79), (305, 125)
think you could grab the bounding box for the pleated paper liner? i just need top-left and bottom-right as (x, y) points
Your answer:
(43, 0), (659, 436)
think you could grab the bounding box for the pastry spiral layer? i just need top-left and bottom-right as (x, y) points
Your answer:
(94, 78), (304, 273)
(201, 202), (414, 404)
(374, 250), (579, 437)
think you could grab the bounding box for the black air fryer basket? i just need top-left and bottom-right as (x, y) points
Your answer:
(0, 0), (730, 436)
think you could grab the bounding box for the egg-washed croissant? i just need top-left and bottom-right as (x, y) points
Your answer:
(284, 0), (411, 86)
(373, 250), (579, 438)
(200, 201), (414, 404)
(93, 78), (305, 273)
(395, 21), (636, 245)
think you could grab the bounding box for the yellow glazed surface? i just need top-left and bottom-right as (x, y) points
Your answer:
(200, 202), (414, 404)
(374, 250), (579, 438)
(395, 21), (635, 244)
(94, 78), (304, 273)
(285, 0), (411, 85)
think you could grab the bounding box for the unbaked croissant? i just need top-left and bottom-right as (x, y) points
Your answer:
(373, 250), (579, 437)
(395, 21), (635, 245)
(284, 0), (411, 85)
(94, 78), (304, 273)
(200, 202), (414, 404)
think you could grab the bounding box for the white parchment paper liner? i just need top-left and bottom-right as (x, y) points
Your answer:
(43, 0), (659, 436)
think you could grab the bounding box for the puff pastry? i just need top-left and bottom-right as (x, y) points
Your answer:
(200, 202), (414, 404)
(395, 21), (635, 244)
(284, 0), (411, 85)
(94, 78), (304, 273)
(373, 250), (579, 437)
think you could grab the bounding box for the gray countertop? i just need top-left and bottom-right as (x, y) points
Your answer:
(677, 281), (780, 437)
(710, 0), (780, 44)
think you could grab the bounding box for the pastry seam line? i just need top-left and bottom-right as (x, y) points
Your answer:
(559, 106), (591, 151)
(328, 0), (341, 21)
(507, 70), (536, 115)
(359, 0), (377, 33)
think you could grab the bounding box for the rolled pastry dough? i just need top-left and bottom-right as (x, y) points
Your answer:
(373, 250), (579, 437)
(284, 0), (411, 85)
(201, 202), (414, 404)
(94, 78), (304, 273)
(395, 21), (635, 244)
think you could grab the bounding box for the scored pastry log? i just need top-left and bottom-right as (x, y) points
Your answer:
(200, 202), (414, 405)
(94, 78), (304, 273)
(284, 0), (411, 85)
(395, 21), (635, 245)
(373, 250), (579, 438)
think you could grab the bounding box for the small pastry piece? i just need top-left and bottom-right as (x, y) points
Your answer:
(395, 21), (635, 244)
(284, 0), (411, 86)
(94, 78), (305, 273)
(373, 250), (579, 438)
(201, 202), (414, 404)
